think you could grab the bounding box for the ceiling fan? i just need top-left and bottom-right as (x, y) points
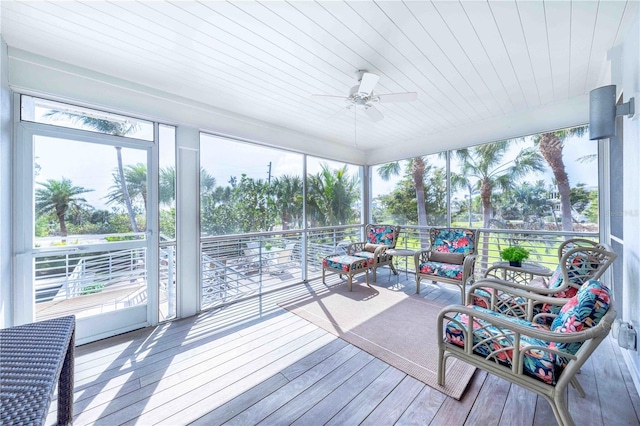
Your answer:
(311, 70), (418, 122)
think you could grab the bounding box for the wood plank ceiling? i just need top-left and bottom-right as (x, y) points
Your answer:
(1, 1), (637, 152)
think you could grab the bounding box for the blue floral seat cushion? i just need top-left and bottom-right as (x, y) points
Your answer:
(419, 261), (463, 281)
(550, 279), (611, 356)
(323, 255), (372, 272)
(548, 252), (601, 290)
(431, 228), (476, 254)
(445, 305), (561, 384)
(352, 251), (375, 261)
(368, 225), (396, 246)
(538, 253), (602, 320)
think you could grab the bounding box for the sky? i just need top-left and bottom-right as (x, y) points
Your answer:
(34, 125), (175, 211)
(35, 130), (598, 213)
(32, 98), (598, 214)
(371, 132), (599, 200)
(35, 136), (147, 211)
(200, 133), (362, 187)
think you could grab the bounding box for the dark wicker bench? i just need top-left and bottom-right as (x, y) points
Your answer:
(1, 315), (75, 425)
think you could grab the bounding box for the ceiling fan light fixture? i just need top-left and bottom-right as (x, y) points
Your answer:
(311, 70), (418, 122)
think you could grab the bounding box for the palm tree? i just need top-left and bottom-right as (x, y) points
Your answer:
(378, 157), (430, 245)
(199, 168), (216, 195)
(159, 167), (176, 206)
(534, 126), (588, 232)
(450, 172), (478, 227)
(160, 167), (216, 205)
(455, 142), (545, 269)
(35, 178), (93, 238)
(378, 157), (428, 225)
(272, 175), (303, 230)
(107, 163), (148, 215)
(43, 111), (140, 232)
(307, 164), (359, 226)
(505, 180), (557, 228)
(454, 142), (545, 228)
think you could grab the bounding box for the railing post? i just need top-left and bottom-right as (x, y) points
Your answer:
(258, 237), (263, 290)
(168, 246), (175, 318)
(65, 254), (70, 299)
(80, 260), (86, 296)
(302, 231), (308, 281)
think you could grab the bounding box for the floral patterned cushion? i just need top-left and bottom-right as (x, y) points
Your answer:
(539, 253), (599, 320)
(546, 266), (563, 289)
(548, 252), (601, 290)
(550, 279), (611, 357)
(419, 261), (463, 281)
(323, 255), (372, 272)
(431, 228), (476, 254)
(367, 225), (396, 246)
(445, 305), (560, 384)
(353, 251), (375, 260)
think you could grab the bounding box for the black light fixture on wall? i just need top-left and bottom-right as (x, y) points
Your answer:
(589, 85), (635, 140)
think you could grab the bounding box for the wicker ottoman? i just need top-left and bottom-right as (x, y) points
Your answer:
(0, 315), (75, 426)
(322, 253), (372, 291)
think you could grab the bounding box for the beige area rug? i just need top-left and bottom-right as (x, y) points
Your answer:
(279, 283), (475, 400)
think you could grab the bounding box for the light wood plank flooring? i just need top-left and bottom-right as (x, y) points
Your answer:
(48, 272), (640, 425)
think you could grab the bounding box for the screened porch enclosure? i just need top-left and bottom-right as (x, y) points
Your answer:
(21, 94), (607, 334)
(35, 225), (600, 321)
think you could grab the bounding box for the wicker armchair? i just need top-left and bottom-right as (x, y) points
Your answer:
(348, 224), (401, 281)
(472, 239), (617, 319)
(438, 279), (615, 426)
(414, 227), (479, 302)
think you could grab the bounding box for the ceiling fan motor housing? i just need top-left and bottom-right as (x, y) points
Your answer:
(349, 85), (375, 106)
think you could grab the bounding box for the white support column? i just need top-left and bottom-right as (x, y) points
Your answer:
(0, 37), (11, 328)
(146, 123), (160, 326)
(176, 126), (200, 319)
(362, 165), (371, 224)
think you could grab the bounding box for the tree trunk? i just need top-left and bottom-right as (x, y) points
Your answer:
(538, 133), (572, 232)
(57, 210), (67, 238)
(479, 177), (493, 271)
(480, 177), (493, 228)
(116, 146), (138, 232)
(549, 205), (561, 231)
(412, 157), (429, 247)
(467, 184), (474, 227)
(281, 212), (290, 230)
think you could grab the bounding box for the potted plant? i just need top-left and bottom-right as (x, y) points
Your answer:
(500, 246), (530, 267)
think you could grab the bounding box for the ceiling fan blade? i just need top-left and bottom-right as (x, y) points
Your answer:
(311, 94), (349, 101)
(358, 72), (380, 96)
(364, 106), (384, 122)
(377, 92), (418, 103)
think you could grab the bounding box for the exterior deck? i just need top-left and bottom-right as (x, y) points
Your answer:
(48, 272), (640, 425)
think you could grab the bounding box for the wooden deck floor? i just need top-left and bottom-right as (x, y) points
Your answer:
(49, 272), (640, 425)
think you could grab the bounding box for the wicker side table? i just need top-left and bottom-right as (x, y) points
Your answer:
(484, 261), (552, 286)
(385, 249), (416, 283)
(0, 315), (75, 426)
